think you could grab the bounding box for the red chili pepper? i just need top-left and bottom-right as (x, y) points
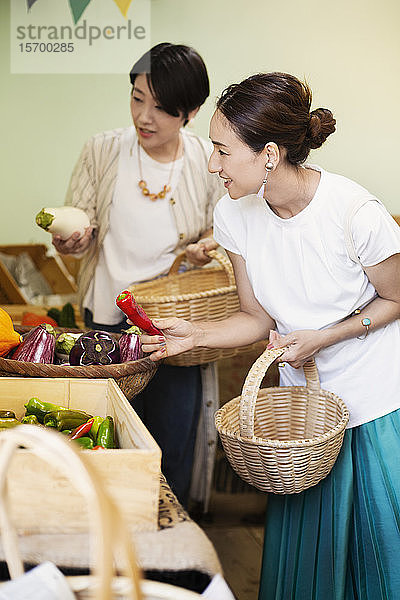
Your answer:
(115, 290), (162, 336)
(70, 418), (94, 440)
(92, 445), (105, 450)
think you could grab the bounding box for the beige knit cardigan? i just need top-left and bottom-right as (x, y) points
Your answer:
(65, 127), (225, 509)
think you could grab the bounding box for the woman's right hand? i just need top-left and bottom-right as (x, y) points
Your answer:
(139, 317), (198, 362)
(185, 237), (218, 267)
(52, 226), (94, 255)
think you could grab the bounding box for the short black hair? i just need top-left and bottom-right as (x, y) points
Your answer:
(129, 43), (210, 125)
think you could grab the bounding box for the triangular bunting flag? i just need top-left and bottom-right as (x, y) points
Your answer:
(113, 0), (133, 18)
(26, 0), (39, 9)
(68, 0), (92, 25)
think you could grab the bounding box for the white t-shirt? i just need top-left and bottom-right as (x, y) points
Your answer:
(85, 126), (183, 325)
(213, 165), (400, 428)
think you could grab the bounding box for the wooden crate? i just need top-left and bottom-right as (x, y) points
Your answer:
(0, 244), (77, 303)
(58, 254), (81, 283)
(0, 377), (161, 534)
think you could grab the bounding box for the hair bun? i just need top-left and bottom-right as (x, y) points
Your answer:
(307, 108), (336, 149)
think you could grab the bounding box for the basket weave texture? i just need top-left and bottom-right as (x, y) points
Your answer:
(0, 327), (157, 401)
(129, 250), (257, 366)
(215, 346), (350, 494)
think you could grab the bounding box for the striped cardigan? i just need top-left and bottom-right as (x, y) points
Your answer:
(65, 126), (224, 509)
(65, 126), (224, 311)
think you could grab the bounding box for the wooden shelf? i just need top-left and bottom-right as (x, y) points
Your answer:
(0, 244), (77, 304)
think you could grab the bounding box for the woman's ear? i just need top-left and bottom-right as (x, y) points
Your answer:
(263, 142), (280, 168)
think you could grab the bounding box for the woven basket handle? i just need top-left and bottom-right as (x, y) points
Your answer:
(302, 359), (321, 393)
(168, 249), (236, 286)
(0, 426), (142, 600)
(239, 346), (321, 438)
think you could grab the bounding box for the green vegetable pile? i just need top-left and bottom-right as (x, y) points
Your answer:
(47, 302), (78, 329)
(0, 397), (117, 450)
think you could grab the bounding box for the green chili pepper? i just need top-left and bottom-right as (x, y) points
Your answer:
(24, 397), (68, 424)
(90, 416), (105, 439)
(21, 414), (40, 425)
(73, 436), (94, 450)
(96, 416), (115, 449)
(0, 410), (16, 419)
(0, 418), (20, 430)
(44, 409), (93, 431)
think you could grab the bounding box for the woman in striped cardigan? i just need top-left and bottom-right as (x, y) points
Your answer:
(52, 43), (224, 509)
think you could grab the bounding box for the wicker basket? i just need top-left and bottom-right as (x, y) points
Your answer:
(215, 346), (349, 494)
(0, 326), (157, 401)
(130, 250), (257, 367)
(0, 426), (202, 599)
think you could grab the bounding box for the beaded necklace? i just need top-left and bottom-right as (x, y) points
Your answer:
(132, 136), (181, 201)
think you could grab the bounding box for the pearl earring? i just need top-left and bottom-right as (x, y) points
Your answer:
(262, 161), (274, 185)
(259, 159), (274, 200)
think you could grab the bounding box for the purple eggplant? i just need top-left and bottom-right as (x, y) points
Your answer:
(12, 324), (56, 363)
(119, 326), (143, 362)
(69, 330), (120, 366)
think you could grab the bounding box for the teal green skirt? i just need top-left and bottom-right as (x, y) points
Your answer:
(259, 408), (400, 600)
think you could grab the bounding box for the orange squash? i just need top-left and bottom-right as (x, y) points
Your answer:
(0, 308), (22, 357)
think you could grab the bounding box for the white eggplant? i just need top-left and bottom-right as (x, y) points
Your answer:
(35, 206), (90, 240)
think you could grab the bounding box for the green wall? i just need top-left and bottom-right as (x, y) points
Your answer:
(2, 0), (400, 245)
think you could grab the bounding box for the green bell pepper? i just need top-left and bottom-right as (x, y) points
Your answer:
(21, 414), (40, 425)
(44, 409), (93, 431)
(0, 410), (16, 419)
(24, 397), (68, 424)
(90, 416), (105, 439)
(96, 416), (116, 449)
(74, 436), (94, 450)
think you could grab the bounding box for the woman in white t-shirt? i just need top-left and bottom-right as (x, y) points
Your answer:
(141, 72), (400, 598)
(51, 43), (224, 509)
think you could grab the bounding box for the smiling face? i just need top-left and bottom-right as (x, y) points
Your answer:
(208, 110), (266, 199)
(130, 73), (186, 155)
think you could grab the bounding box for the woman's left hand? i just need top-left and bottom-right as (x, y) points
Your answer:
(268, 329), (325, 368)
(185, 237), (218, 267)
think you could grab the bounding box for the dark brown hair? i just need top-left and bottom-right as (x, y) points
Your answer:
(216, 72), (336, 165)
(130, 43), (209, 126)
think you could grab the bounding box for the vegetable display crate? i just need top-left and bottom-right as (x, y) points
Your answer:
(0, 377), (161, 534)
